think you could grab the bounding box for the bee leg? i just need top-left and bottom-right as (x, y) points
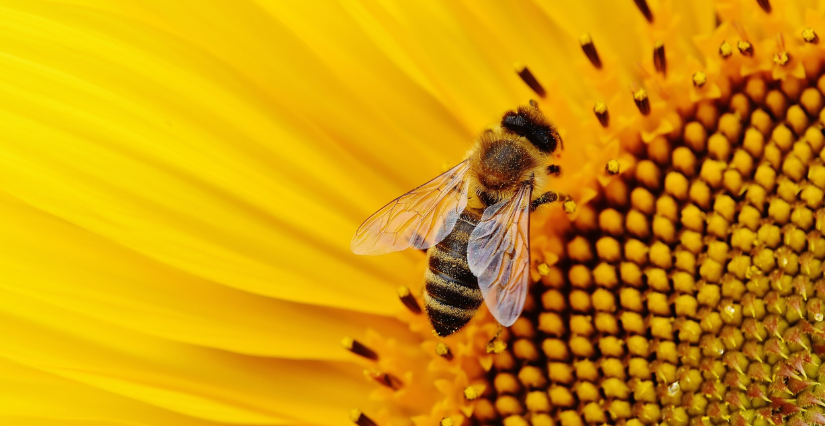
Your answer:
(530, 191), (559, 211)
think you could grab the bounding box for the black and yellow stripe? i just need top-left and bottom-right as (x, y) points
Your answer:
(423, 209), (484, 337)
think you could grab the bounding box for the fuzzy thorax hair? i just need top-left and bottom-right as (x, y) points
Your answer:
(465, 129), (552, 210)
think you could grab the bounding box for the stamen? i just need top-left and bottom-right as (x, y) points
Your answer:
(653, 41), (666, 76)
(756, 0), (772, 13)
(341, 337), (379, 360)
(579, 33), (602, 69)
(435, 342), (453, 360)
(350, 409), (378, 426)
(731, 21), (752, 56)
(537, 263), (551, 276)
(803, 28), (819, 44)
(633, 0), (653, 23)
(738, 40), (754, 56)
(594, 101), (609, 127)
(719, 41), (733, 58)
(515, 64), (546, 98)
(774, 34), (789, 66)
(359, 23), (825, 422)
(633, 88), (651, 115)
(693, 72), (707, 88)
(464, 384), (486, 400)
(364, 370), (403, 390)
(606, 159), (620, 174)
(397, 286), (421, 314)
(486, 339), (507, 354)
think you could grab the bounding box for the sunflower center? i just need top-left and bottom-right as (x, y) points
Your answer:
(468, 66), (825, 426)
(345, 4), (825, 425)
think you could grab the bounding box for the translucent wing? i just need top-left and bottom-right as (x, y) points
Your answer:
(467, 183), (532, 326)
(351, 161), (470, 255)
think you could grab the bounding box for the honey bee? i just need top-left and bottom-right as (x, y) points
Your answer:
(351, 105), (563, 336)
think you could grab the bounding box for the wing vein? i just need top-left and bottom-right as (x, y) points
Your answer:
(351, 161), (471, 255)
(467, 183), (532, 326)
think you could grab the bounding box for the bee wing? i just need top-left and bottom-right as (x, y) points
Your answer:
(351, 161), (471, 255)
(467, 183), (532, 327)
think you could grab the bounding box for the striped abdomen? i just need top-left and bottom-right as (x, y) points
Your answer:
(423, 209), (484, 337)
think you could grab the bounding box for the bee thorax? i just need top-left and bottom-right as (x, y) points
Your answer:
(476, 139), (535, 190)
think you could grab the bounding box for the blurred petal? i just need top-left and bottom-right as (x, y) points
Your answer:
(0, 189), (413, 359)
(6, 0), (822, 424)
(0, 0), (425, 313)
(0, 356), (227, 426)
(0, 286), (376, 424)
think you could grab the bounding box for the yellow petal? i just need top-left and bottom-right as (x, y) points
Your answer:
(0, 1), (430, 313)
(0, 287), (375, 424)
(0, 190), (414, 359)
(0, 356), (226, 426)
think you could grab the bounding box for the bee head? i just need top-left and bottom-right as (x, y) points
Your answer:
(500, 105), (559, 154)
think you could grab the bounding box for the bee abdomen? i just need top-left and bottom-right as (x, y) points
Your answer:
(423, 210), (483, 337)
(427, 246), (475, 284)
(425, 269), (482, 309)
(424, 291), (478, 337)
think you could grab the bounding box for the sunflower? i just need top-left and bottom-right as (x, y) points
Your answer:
(2, 0), (825, 425)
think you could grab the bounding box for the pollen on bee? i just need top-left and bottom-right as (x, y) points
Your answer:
(341, 337), (379, 360)
(563, 199), (577, 214)
(579, 33), (602, 69)
(350, 409), (378, 426)
(515, 63), (546, 98)
(440, 418), (454, 426)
